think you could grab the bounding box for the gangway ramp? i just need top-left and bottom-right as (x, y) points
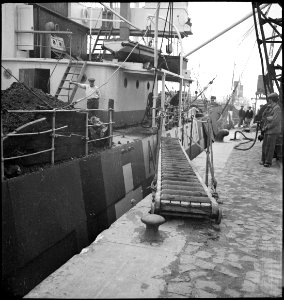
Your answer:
(152, 136), (222, 224)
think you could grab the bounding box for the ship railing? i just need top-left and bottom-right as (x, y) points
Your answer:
(15, 30), (73, 58)
(1, 102), (114, 181)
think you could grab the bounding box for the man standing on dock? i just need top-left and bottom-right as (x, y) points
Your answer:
(238, 105), (246, 127)
(70, 78), (101, 113)
(260, 93), (281, 167)
(244, 106), (253, 128)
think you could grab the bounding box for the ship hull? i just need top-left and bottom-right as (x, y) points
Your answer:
(2, 118), (206, 296)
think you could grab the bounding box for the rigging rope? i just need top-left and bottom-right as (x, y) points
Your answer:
(190, 75), (217, 106)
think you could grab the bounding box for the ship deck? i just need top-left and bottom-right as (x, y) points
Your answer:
(25, 129), (282, 298)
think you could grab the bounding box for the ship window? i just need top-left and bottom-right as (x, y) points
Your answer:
(136, 80), (139, 89)
(147, 82), (150, 90)
(124, 78), (127, 88)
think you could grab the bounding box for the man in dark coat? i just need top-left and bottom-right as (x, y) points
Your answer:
(238, 105), (246, 127)
(260, 93), (282, 167)
(244, 106), (254, 127)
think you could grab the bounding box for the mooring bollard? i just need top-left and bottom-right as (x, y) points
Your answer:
(215, 129), (229, 142)
(141, 214), (166, 240)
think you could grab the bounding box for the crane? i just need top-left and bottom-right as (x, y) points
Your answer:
(252, 3), (282, 102)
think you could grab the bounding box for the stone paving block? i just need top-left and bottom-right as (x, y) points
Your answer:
(179, 254), (196, 265)
(193, 259), (216, 270)
(241, 279), (258, 292)
(179, 264), (197, 273)
(167, 281), (193, 296)
(194, 279), (221, 292)
(224, 288), (241, 297)
(240, 255), (258, 262)
(215, 265), (239, 278)
(226, 261), (243, 270)
(195, 251), (213, 259)
(227, 253), (240, 262)
(188, 270), (208, 279)
(194, 289), (218, 298)
(245, 270), (261, 284)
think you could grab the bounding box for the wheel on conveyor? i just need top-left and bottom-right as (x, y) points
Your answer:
(215, 207), (222, 224)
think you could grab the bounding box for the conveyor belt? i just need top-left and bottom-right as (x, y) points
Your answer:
(152, 137), (222, 224)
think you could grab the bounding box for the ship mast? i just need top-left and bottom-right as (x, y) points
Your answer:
(152, 2), (160, 128)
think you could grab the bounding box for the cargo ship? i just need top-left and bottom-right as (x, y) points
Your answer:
(1, 2), (213, 296)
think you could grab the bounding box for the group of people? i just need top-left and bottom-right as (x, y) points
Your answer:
(238, 105), (254, 128)
(238, 93), (282, 168)
(256, 92), (282, 168)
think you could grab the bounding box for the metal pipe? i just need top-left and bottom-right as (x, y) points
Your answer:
(1, 114), (4, 181)
(152, 3), (160, 128)
(184, 3), (270, 58)
(89, 7), (92, 61)
(85, 112), (89, 156)
(189, 115), (193, 159)
(69, 17), (123, 22)
(4, 126), (67, 137)
(51, 110), (56, 165)
(108, 99), (114, 148)
(15, 30), (73, 34)
(161, 72), (166, 135)
(4, 148), (53, 161)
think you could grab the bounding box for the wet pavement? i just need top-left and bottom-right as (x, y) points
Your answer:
(25, 129), (283, 298)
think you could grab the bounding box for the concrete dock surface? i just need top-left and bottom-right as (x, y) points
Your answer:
(25, 129), (282, 298)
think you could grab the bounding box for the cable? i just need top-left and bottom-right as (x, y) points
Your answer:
(190, 75), (217, 106)
(233, 122), (260, 151)
(47, 54), (65, 93)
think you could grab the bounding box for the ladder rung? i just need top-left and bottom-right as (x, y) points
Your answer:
(66, 72), (80, 75)
(55, 94), (69, 97)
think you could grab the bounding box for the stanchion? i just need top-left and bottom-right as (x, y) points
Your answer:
(189, 115), (193, 159)
(85, 111), (89, 156)
(1, 113), (4, 181)
(51, 109), (56, 165)
(205, 119), (210, 187)
(108, 99), (114, 148)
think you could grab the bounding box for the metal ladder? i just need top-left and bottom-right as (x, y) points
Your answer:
(55, 60), (87, 103)
(152, 136), (222, 224)
(91, 25), (113, 60)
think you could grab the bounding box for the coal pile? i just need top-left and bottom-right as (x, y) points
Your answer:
(1, 82), (71, 134)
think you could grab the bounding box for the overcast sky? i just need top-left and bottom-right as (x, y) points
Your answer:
(183, 2), (282, 102)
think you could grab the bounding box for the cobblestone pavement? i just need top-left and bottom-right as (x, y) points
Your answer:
(161, 130), (282, 298)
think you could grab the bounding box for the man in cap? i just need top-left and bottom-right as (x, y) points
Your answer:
(244, 106), (254, 128)
(238, 105), (246, 127)
(260, 92), (281, 167)
(70, 77), (101, 112)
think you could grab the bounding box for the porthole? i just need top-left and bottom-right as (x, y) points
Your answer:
(147, 82), (150, 90)
(124, 78), (127, 88)
(136, 80), (139, 89)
